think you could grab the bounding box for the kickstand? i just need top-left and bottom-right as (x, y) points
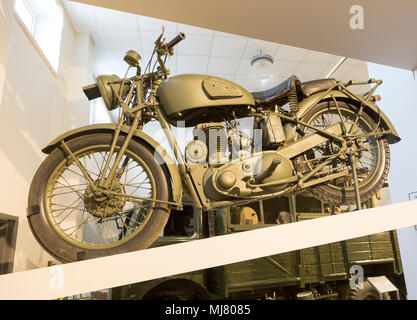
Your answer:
(349, 154), (362, 210)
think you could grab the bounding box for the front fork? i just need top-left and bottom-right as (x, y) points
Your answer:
(97, 111), (141, 189)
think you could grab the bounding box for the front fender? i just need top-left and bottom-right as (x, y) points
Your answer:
(42, 123), (183, 205)
(296, 90), (400, 144)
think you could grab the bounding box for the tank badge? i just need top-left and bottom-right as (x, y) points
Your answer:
(202, 78), (243, 100)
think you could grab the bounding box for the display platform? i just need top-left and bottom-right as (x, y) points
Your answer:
(0, 200), (416, 300)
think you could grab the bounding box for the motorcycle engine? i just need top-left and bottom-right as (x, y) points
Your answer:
(185, 122), (254, 167)
(186, 123), (228, 166)
(184, 117), (293, 200)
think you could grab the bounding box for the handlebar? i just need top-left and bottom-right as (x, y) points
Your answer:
(166, 32), (186, 49)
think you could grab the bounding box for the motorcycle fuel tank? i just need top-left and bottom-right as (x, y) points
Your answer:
(157, 74), (255, 125)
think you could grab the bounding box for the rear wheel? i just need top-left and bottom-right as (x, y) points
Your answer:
(295, 100), (390, 205)
(28, 133), (171, 262)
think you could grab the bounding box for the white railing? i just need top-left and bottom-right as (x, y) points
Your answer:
(1, 200), (416, 300)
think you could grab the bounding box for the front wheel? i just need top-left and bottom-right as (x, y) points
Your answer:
(28, 133), (171, 262)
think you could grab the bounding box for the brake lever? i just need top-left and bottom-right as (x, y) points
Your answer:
(154, 26), (165, 47)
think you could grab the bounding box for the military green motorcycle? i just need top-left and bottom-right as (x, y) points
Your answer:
(27, 31), (400, 262)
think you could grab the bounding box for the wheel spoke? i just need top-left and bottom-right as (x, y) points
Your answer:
(58, 175), (85, 201)
(90, 153), (101, 173)
(101, 216), (116, 244)
(51, 199), (84, 214)
(125, 168), (145, 185)
(120, 211), (142, 226)
(52, 188), (88, 197)
(54, 182), (87, 190)
(92, 219), (108, 245)
(56, 204), (83, 225)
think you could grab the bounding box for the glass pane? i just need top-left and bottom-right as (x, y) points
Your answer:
(15, 0), (64, 72)
(31, 0), (63, 71)
(15, 0), (35, 34)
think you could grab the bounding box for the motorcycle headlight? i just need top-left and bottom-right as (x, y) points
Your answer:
(96, 75), (130, 111)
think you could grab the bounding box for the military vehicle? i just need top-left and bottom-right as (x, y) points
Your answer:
(27, 29), (400, 263)
(112, 191), (407, 300)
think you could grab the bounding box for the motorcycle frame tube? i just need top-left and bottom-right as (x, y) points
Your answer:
(278, 113), (346, 143)
(154, 106), (204, 209)
(293, 81), (400, 144)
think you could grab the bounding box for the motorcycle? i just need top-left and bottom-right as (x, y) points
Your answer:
(27, 30), (400, 262)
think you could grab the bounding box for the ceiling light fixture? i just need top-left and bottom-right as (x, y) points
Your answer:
(248, 50), (279, 90)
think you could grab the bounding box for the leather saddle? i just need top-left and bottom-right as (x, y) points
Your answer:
(252, 75), (337, 106)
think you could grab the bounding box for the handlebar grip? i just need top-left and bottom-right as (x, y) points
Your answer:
(167, 32), (186, 49)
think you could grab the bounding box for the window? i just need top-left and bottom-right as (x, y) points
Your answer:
(0, 213), (19, 275)
(14, 0), (64, 71)
(14, 0), (35, 34)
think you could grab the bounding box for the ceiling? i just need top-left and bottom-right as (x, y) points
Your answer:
(62, 0), (370, 93)
(70, 0), (417, 71)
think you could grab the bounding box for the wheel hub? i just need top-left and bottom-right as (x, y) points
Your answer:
(83, 180), (126, 218)
(336, 139), (359, 161)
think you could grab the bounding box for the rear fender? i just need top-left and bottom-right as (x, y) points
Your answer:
(295, 90), (400, 144)
(42, 124), (183, 206)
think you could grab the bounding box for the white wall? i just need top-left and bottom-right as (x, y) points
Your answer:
(0, 0), (15, 106)
(63, 32), (95, 131)
(0, 9), (94, 271)
(367, 62), (417, 299)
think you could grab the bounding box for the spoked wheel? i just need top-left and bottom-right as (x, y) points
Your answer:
(28, 133), (171, 262)
(295, 100), (390, 205)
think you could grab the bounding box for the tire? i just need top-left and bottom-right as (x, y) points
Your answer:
(27, 133), (171, 262)
(348, 280), (391, 300)
(140, 279), (212, 300)
(295, 100), (390, 205)
(276, 211), (291, 224)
